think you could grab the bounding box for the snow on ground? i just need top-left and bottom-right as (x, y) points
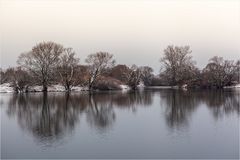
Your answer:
(28, 84), (66, 92)
(28, 85), (43, 92)
(6, 83), (237, 92)
(145, 86), (173, 89)
(71, 86), (82, 92)
(119, 85), (130, 91)
(0, 83), (132, 93)
(0, 83), (14, 93)
(224, 83), (240, 89)
(137, 81), (145, 89)
(234, 84), (240, 88)
(48, 85), (66, 92)
(71, 86), (89, 91)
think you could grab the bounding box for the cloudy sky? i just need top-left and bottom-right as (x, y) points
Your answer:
(0, 0), (239, 72)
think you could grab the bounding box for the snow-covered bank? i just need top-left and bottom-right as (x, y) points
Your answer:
(224, 84), (240, 89)
(71, 86), (88, 91)
(145, 86), (177, 89)
(137, 81), (145, 89)
(28, 85), (43, 92)
(28, 85), (67, 92)
(2, 83), (239, 93)
(0, 83), (71, 93)
(0, 83), (14, 93)
(27, 85), (89, 92)
(119, 85), (130, 91)
(0, 83), (129, 93)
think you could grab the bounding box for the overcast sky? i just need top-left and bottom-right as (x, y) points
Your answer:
(0, 0), (239, 72)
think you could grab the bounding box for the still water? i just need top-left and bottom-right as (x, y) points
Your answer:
(1, 89), (239, 159)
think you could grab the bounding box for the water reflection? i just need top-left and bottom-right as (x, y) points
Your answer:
(159, 90), (199, 130)
(159, 90), (239, 130)
(5, 90), (239, 145)
(7, 93), (83, 145)
(202, 90), (240, 118)
(6, 91), (154, 144)
(86, 94), (116, 132)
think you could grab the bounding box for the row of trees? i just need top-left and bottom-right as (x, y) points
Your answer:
(1, 41), (239, 92)
(159, 45), (240, 88)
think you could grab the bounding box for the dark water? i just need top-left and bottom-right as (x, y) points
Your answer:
(1, 89), (239, 159)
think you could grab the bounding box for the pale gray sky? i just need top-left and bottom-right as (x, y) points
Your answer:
(0, 0), (239, 72)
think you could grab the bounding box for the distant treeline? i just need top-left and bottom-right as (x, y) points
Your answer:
(1, 41), (239, 92)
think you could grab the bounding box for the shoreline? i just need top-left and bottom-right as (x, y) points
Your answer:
(1, 83), (239, 93)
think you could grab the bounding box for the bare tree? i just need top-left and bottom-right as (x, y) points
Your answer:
(160, 45), (196, 86)
(139, 66), (154, 86)
(0, 67), (31, 92)
(12, 67), (32, 92)
(0, 68), (11, 84)
(203, 56), (237, 88)
(0, 68), (4, 84)
(17, 41), (64, 92)
(124, 65), (143, 90)
(236, 60), (240, 83)
(57, 48), (80, 91)
(85, 52), (115, 90)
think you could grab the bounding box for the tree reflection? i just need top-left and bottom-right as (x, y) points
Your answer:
(86, 94), (116, 132)
(159, 89), (239, 130)
(6, 90), (239, 145)
(6, 91), (154, 145)
(202, 90), (240, 119)
(7, 93), (84, 146)
(85, 91), (153, 132)
(159, 90), (199, 130)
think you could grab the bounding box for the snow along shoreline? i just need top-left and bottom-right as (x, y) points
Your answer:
(223, 84), (240, 89)
(1, 83), (239, 93)
(0, 83), (131, 93)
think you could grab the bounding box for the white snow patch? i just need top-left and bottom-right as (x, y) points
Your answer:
(181, 84), (187, 88)
(71, 86), (83, 91)
(224, 83), (240, 89)
(181, 84), (188, 90)
(235, 84), (240, 88)
(48, 85), (66, 92)
(119, 85), (130, 90)
(71, 86), (90, 91)
(28, 85), (43, 92)
(71, 86), (82, 92)
(0, 83), (14, 93)
(137, 81), (145, 89)
(145, 86), (172, 89)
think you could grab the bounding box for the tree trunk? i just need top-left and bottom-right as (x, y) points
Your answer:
(43, 83), (48, 92)
(88, 78), (93, 91)
(65, 81), (71, 92)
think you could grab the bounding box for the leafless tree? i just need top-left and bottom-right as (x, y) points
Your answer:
(0, 67), (31, 92)
(203, 56), (237, 88)
(0, 68), (4, 84)
(12, 67), (32, 92)
(236, 60), (240, 83)
(17, 41), (64, 92)
(57, 48), (80, 91)
(124, 65), (143, 90)
(139, 66), (154, 86)
(85, 52), (115, 90)
(160, 45), (196, 86)
(0, 68), (11, 84)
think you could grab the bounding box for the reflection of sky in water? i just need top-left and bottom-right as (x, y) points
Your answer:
(1, 0), (239, 72)
(1, 90), (239, 159)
